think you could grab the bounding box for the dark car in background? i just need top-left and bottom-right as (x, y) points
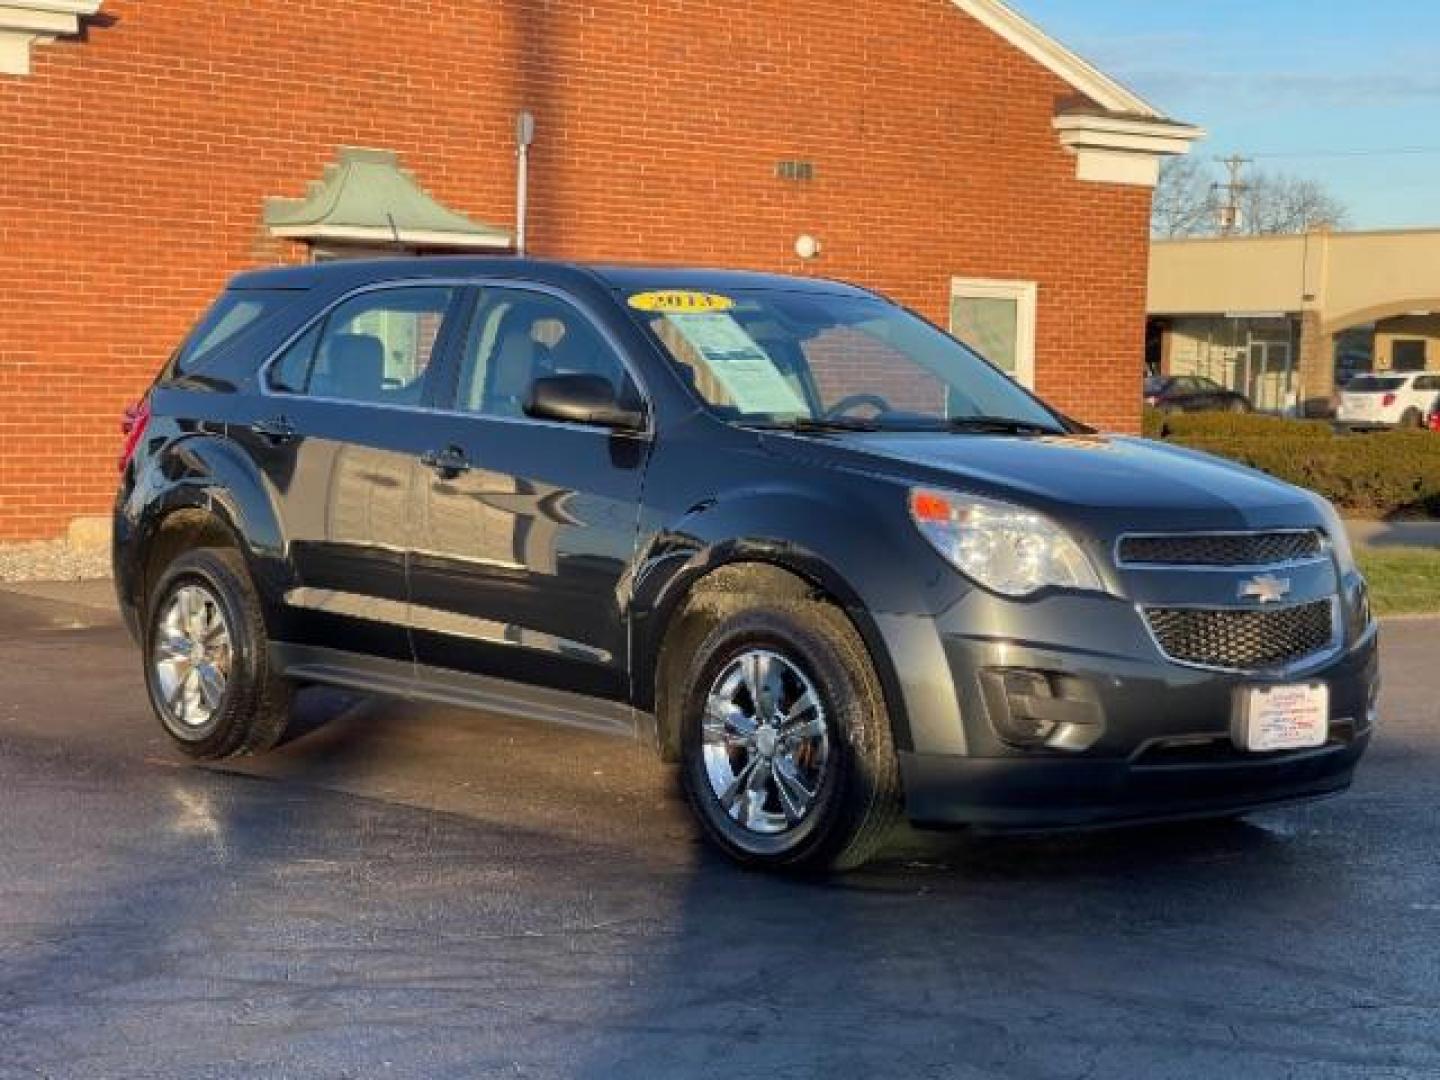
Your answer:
(114, 259), (1377, 871)
(1145, 374), (1252, 414)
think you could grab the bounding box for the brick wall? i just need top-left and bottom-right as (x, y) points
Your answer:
(0, 0), (1153, 541)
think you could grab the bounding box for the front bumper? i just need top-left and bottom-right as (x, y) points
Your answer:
(880, 586), (1380, 831)
(901, 731), (1369, 830)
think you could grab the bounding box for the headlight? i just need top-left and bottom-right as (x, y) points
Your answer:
(909, 488), (1106, 597)
(1312, 496), (1357, 574)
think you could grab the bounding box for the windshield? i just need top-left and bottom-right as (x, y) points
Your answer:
(1347, 375), (1405, 392)
(628, 288), (1063, 432)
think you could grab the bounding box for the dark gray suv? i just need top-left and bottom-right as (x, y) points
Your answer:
(114, 259), (1378, 871)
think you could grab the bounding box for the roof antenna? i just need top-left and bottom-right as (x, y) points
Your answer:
(386, 211), (404, 252)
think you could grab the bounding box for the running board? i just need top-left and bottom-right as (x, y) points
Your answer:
(272, 643), (641, 738)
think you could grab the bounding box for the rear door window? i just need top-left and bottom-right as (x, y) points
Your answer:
(174, 289), (301, 373)
(267, 286), (460, 406)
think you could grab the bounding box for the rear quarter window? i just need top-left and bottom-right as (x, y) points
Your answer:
(173, 289), (303, 375)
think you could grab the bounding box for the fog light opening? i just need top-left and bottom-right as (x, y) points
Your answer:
(980, 668), (1106, 752)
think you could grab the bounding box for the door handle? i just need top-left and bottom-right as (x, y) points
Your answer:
(421, 445), (472, 477)
(250, 415), (297, 445)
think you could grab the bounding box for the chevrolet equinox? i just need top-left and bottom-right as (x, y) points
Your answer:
(114, 259), (1379, 871)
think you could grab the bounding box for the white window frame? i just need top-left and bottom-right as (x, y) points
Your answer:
(950, 277), (1039, 389)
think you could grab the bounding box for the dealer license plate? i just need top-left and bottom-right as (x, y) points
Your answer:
(1233, 683), (1330, 752)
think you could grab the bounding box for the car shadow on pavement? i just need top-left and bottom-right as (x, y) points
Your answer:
(197, 688), (1384, 1078)
(0, 633), (1412, 1078)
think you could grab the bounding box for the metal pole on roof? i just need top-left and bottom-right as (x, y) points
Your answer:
(516, 111), (536, 256)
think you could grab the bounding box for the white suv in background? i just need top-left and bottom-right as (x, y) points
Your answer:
(1337, 373), (1440, 430)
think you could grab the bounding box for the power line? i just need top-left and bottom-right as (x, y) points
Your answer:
(1243, 146), (1440, 161)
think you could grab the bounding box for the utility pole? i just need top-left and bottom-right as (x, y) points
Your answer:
(1212, 154), (1252, 236)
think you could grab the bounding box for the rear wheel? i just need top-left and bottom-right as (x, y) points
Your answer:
(1401, 407), (1424, 429)
(679, 601), (902, 872)
(143, 548), (292, 758)
(1227, 398), (1249, 414)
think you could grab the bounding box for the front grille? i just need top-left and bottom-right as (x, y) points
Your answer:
(1119, 531), (1324, 568)
(1144, 598), (1335, 671)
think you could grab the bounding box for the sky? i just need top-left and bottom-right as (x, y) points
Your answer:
(1012, 0), (1440, 230)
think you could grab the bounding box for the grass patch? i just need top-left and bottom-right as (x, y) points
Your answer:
(1357, 547), (1440, 616)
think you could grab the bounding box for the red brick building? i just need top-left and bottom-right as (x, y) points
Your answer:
(0, 0), (1197, 542)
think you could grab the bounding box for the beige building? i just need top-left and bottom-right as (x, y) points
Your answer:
(1148, 229), (1440, 414)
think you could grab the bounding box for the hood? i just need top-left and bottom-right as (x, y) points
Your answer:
(759, 431), (1321, 535)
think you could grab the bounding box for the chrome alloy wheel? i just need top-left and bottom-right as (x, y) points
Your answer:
(702, 649), (830, 836)
(153, 584), (233, 729)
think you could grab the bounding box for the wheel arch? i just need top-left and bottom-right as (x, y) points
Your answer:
(119, 433), (290, 623)
(637, 545), (910, 764)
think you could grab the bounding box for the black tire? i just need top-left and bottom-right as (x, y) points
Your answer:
(1401, 407), (1423, 429)
(678, 600), (902, 872)
(1227, 398), (1249, 414)
(143, 548), (292, 759)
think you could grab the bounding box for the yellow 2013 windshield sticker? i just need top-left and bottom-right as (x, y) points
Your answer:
(627, 290), (735, 314)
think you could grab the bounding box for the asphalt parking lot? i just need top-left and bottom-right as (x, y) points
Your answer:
(1, 586), (1437, 1080)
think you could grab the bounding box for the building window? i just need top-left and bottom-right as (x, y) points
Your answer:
(1393, 339), (1427, 373)
(950, 278), (1038, 387)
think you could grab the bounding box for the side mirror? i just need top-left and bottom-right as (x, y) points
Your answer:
(525, 374), (646, 432)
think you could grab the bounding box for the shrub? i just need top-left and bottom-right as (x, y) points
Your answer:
(1171, 432), (1440, 518)
(1146, 410), (1333, 441)
(1140, 405), (1440, 517)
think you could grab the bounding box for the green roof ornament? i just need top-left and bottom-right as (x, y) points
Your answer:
(263, 147), (513, 251)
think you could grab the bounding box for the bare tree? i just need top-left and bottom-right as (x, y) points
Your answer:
(1241, 172), (1350, 235)
(1152, 157), (1218, 239)
(1152, 159), (1350, 238)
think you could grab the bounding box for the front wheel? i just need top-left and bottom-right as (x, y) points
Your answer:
(143, 548), (293, 759)
(679, 601), (902, 872)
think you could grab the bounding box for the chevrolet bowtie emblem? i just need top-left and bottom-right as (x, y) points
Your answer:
(1239, 574), (1292, 604)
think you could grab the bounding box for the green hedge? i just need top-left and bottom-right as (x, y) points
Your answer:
(1142, 409), (1333, 440)
(1142, 412), (1440, 518)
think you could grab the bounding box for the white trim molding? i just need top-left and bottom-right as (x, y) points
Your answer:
(269, 224), (514, 251)
(949, 0), (1161, 117)
(0, 0), (101, 75)
(951, 277), (1039, 388)
(950, 0), (1204, 187)
(1053, 114), (1206, 188)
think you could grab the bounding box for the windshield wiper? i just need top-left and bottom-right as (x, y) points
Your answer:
(745, 417), (884, 433)
(942, 415), (1063, 436)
